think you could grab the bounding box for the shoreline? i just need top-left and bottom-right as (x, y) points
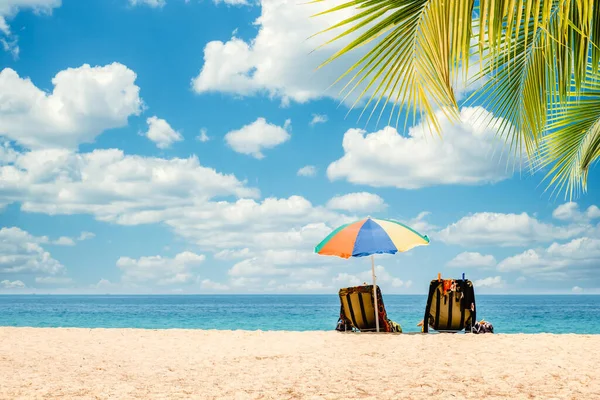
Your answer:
(0, 326), (598, 334)
(2, 327), (599, 399)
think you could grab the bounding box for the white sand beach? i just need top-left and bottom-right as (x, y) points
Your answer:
(1, 327), (598, 399)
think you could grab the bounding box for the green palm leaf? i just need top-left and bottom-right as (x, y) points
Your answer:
(313, 0), (600, 197)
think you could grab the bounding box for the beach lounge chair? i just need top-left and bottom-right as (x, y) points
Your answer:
(337, 285), (402, 332)
(422, 275), (476, 333)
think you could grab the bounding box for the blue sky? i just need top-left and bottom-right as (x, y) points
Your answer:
(0, 0), (598, 295)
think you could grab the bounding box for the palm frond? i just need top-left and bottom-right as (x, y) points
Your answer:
(539, 68), (600, 198)
(314, 0), (475, 130)
(314, 0), (600, 196)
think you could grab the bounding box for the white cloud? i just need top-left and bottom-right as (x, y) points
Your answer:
(77, 231), (95, 241)
(546, 237), (600, 260)
(363, 266), (408, 288)
(0, 63), (143, 150)
(404, 211), (437, 234)
(129, 0), (165, 7)
(52, 236), (75, 246)
(326, 192), (386, 213)
(497, 237), (600, 279)
(35, 276), (74, 285)
(225, 118), (291, 159)
(552, 202), (600, 223)
(1, 279), (25, 289)
(226, 250), (336, 278)
(116, 251), (206, 285)
(1, 36), (18, 59)
(0, 146), (259, 224)
(191, 0), (364, 105)
(572, 286), (584, 294)
(474, 276), (505, 289)
(228, 258), (287, 277)
(212, 0), (249, 5)
(95, 278), (113, 288)
(327, 107), (517, 189)
(165, 198), (350, 250)
(309, 114), (328, 126)
(200, 279), (229, 291)
(0, 0), (61, 56)
(332, 266), (410, 290)
(0, 227), (65, 275)
(230, 276), (261, 289)
(273, 280), (333, 292)
(144, 116), (183, 149)
(332, 273), (362, 287)
(196, 128), (210, 142)
(1, 145), (380, 291)
(297, 165), (317, 177)
(0, 144), (355, 285)
(446, 252), (497, 268)
(214, 248), (252, 260)
(288, 267), (329, 281)
(437, 212), (587, 247)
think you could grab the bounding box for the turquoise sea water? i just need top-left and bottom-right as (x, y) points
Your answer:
(1, 295), (599, 333)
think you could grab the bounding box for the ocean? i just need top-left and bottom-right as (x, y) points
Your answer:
(1, 295), (599, 333)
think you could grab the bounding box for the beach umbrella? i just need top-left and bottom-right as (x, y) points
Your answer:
(315, 217), (430, 332)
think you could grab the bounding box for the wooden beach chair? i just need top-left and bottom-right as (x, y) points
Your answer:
(337, 285), (402, 332)
(421, 274), (477, 333)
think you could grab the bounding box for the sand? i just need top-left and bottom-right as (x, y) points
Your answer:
(0, 328), (598, 399)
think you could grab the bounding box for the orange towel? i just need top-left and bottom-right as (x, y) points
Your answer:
(442, 279), (455, 296)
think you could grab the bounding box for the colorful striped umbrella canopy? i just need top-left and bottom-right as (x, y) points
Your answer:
(315, 217), (430, 259)
(315, 217), (430, 332)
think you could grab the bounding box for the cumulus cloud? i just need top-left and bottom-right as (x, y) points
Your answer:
(332, 266), (411, 290)
(228, 258), (288, 277)
(273, 280), (333, 292)
(35, 276), (74, 285)
(196, 128), (210, 142)
(446, 252), (496, 268)
(552, 202), (600, 223)
(0, 143), (358, 286)
(214, 248), (252, 260)
(404, 211), (437, 234)
(225, 118), (291, 159)
(227, 249), (341, 278)
(129, 0), (165, 7)
(0, 146), (259, 224)
(191, 0), (364, 105)
(327, 107), (517, 189)
(77, 231), (95, 241)
(52, 236), (75, 246)
(1, 141), (440, 292)
(0, 63), (143, 149)
(309, 114), (328, 126)
(144, 116), (183, 149)
(332, 273), (362, 287)
(200, 279), (229, 291)
(497, 237), (600, 280)
(0, 279), (25, 289)
(437, 212), (587, 247)
(0, 0), (61, 56)
(0, 227), (65, 275)
(297, 165), (317, 177)
(326, 192), (386, 213)
(474, 276), (505, 289)
(212, 0), (250, 5)
(117, 251), (206, 285)
(165, 198), (352, 250)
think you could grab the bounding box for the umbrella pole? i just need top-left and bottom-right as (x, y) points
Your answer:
(371, 255), (379, 333)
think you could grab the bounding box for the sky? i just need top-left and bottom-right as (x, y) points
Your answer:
(0, 0), (598, 295)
